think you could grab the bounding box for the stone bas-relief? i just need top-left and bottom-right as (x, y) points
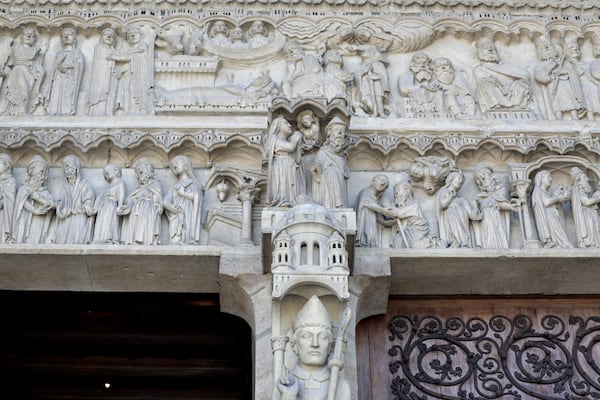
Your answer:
(0, 153), (15, 243)
(275, 296), (351, 400)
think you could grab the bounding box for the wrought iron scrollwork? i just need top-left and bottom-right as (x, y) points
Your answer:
(388, 314), (600, 400)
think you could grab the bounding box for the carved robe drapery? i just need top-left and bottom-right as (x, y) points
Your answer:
(473, 189), (511, 249)
(93, 180), (125, 244)
(164, 178), (203, 245)
(47, 47), (84, 115)
(4, 42), (44, 115)
(0, 173), (16, 243)
(436, 188), (473, 248)
(266, 133), (305, 207)
(312, 146), (349, 209)
(13, 185), (54, 244)
(531, 185), (571, 248)
(121, 180), (162, 245)
(571, 186), (600, 248)
(53, 178), (95, 244)
(88, 40), (117, 115)
(355, 187), (384, 247)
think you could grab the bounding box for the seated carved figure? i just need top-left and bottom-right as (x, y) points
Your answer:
(281, 41), (322, 99)
(398, 52), (440, 114)
(473, 38), (531, 113)
(432, 57), (475, 118)
(277, 295), (351, 400)
(563, 39), (600, 121)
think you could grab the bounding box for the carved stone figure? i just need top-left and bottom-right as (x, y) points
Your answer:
(408, 156), (458, 195)
(229, 27), (247, 49)
(2, 27), (45, 115)
(276, 295), (351, 400)
(472, 164), (518, 249)
(531, 170), (572, 248)
(0, 153), (16, 243)
(432, 57), (475, 118)
(265, 116), (305, 207)
(112, 26), (153, 115)
(247, 21), (270, 48)
(87, 27), (118, 116)
(155, 27), (185, 57)
(563, 39), (600, 121)
(436, 171), (480, 248)
(121, 158), (163, 245)
(355, 174), (390, 247)
(13, 156), (55, 244)
(398, 51), (439, 114)
(296, 110), (320, 150)
(589, 33), (600, 120)
(473, 37), (531, 113)
(311, 117), (349, 209)
(570, 167), (600, 248)
(93, 164), (125, 244)
(53, 155), (95, 244)
(352, 29), (389, 117)
(386, 181), (436, 249)
(163, 155), (203, 245)
(246, 70), (279, 100)
(281, 41), (322, 99)
(46, 26), (84, 115)
(209, 21), (230, 46)
(322, 50), (353, 92)
(534, 36), (585, 120)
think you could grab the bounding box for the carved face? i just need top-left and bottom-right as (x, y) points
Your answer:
(475, 168), (497, 193)
(28, 162), (48, 187)
(326, 125), (347, 152)
(61, 28), (76, 46)
(355, 28), (371, 44)
(22, 28), (38, 46)
(62, 158), (79, 182)
(103, 165), (118, 182)
(101, 29), (116, 46)
(127, 28), (143, 45)
(372, 175), (389, 193)
(0, 158), (8, 175)
(449, 173), (464, 190)
(170, 157), (187, 177)
(394, 184), (412, 206)
(477, 39), (499, 63)
(301, 113), (314, 128)
(292, 326), (332, 368)
(410, 53), (433, 82)
(135, 162), (154, 185)
(231, 28), (243, 41)
(433, 58), (455, 84)
(284, 42), (303, 62)
(565, 41), (581, 60)
(537, 40), (558, 61)
(250, 21), (267, 37)
(212, 21), (229, 37)
(278, 120), (292, 138)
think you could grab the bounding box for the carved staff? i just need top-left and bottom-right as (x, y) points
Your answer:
(327, 306), (351, 400)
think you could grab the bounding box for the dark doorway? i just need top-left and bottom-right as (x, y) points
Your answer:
(0, 291), (252, 400)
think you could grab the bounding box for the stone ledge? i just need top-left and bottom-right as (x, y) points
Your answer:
(361, 248), (600, 296)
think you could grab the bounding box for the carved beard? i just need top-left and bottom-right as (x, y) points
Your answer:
(138, 171), (153, 185)
(413, 68), (432, 82)
(479, 52), (499, 63)
(330, 138), (346, 153)
(479, 180), (497, 194)
(29, 175), (44, 190)
(65, 171), (78, 185)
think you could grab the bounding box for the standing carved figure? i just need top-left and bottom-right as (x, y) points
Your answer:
(53, 155), (95, 244)
(112, 26), (152, 115)
(534, 36), (585, 120)
(436, 171), (480, 248)
(386, 181), (436, 249)
(473, 38), (531, 112)
(353, 29), (389, 117)
(87, 28), (118, 116)
(563, 39), (600, 121)
(276, 295), (351, 400)
(472, 164), (518, 249)
(0, 153), (16, 243)
(2, 27), (45, 115)
(265, 116), (305, 207)
(355, 174), (391, 247)
(47, 26), (84, 115)
(531, 170), (572, 249)
(13, 156), (55, 244)
(93, 164), (125, 244)
(121, 158), (163, 245)
(163, 155), (203, 245)
(311, 117), (349, 209)
(570, 167), (600, 248)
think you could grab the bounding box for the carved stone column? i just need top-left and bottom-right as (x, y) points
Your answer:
(508, 163), (541, 248)
(236, 181), (261, 245)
